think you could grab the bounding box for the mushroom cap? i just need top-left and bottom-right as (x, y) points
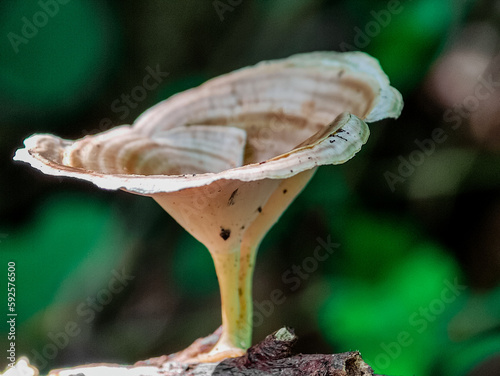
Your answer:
(14, 51), (402, 195)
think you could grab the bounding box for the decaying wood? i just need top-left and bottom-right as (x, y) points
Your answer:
(38, 328), (384, 376)
(212, 328), (374, 376)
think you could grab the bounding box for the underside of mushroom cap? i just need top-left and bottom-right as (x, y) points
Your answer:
(13, 51), (403, 195)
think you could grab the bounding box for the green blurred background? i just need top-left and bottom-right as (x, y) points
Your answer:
(1, 0), (500, 375)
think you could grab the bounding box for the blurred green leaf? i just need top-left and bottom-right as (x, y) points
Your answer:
(319, 217), (463, 375)
(0, 194), (127, 331)
(368, 0), (453, 91)
(171, 233), (218, 297)
(0, 1), (121, 123)
(339, 210), (419, 281)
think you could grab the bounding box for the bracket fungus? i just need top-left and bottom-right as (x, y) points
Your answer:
(14, 52), (403, 363)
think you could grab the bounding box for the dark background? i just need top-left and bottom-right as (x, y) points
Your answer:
(1, 1), (500, 375)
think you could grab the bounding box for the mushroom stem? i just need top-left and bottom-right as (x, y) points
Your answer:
(152, 179), (282, 360)
(210, 250), (248, 352)
(237, 243), (257, 347)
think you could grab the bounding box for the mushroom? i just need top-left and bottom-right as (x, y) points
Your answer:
(14, 51), (402, 362)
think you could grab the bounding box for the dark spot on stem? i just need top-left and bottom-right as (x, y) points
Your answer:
(220, 228), (231, 240)
(257, 206), (262, 213)
(283, 189), (288, 194)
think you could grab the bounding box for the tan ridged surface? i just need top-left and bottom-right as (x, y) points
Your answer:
(61, 125), (247, 176)
(14, 51), (402, 195)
